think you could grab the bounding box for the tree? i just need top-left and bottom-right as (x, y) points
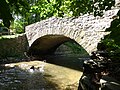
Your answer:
(0, 0), (13, 28)
(0, 0), (117, 31)
(0, 0), (29, 28)
(26, 0), (116, 25)
(97, 10), (120, 61)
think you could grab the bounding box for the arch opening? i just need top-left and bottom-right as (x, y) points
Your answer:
(27, 35), (89, 59)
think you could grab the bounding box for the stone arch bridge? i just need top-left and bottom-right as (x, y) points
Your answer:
(25, 9), (119, 56)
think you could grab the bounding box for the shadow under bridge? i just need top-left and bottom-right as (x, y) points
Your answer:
(27, 34), (89, 59)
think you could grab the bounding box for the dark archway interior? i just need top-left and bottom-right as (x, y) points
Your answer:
(27, 34), (89, 70)
(27, 34), (89, 59)
(27, 35), (70, 57)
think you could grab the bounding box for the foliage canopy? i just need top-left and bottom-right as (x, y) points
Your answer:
(0, 0), (116, 28)
(97, 10), (120, 63)
(0, 0), (29, 28)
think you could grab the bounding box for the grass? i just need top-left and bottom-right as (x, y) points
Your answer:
(0, 34), (24, 39)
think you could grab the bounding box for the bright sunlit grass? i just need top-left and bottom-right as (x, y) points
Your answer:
(0, 34), (24, 39)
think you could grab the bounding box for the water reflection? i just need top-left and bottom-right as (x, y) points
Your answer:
(46, 54), (89, 71)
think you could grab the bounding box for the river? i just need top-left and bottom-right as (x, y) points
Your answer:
(0, 55), (88, 90)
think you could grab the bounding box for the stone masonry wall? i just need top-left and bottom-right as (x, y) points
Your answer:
(0, 34), (28, 60)
(26, 9), (119, 54)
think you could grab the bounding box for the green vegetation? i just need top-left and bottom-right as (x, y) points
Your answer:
(0, 0), (120, 62)
(0, 0), (116, 34)
(0, 0), (29, 28)
(64, 41), (89, 56)
(97, 11), (120, 63)
(0, 38), (20, 58)
(0, 34), (21, 39)
(0, 34), (27, 59)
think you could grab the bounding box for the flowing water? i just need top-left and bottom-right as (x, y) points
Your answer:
(0, 55), (119, 90)
(1, 42), (119, 90)
(0, 55), (88, 90)
(0, 65), (56, 90)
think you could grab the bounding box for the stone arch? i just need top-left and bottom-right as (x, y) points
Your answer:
(26, 9), (119, 55)
(27, 34), (88, 58)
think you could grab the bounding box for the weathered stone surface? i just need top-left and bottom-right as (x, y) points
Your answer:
(25, 9), (119, 55)
(0, 34), (28, 59)
(115, 0), (120, 7)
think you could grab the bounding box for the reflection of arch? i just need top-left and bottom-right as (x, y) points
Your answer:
(27, 34), (88, 58)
